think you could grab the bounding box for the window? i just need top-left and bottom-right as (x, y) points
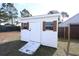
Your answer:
(45, 22), (53, 30)
(43, 21), (57, 31)
(53, 21), (57, 31)
(21, 23), (29, 30)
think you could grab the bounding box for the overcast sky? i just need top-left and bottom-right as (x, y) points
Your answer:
(0, 0), (79, 18)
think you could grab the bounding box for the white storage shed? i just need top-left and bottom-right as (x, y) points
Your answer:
(19, 14), (60, 54)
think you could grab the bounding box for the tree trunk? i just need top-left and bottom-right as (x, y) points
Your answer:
(0, 21), (1, 25)
(11, 18), (14, 25)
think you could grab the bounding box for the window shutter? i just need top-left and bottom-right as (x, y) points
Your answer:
(53, 21), (57, 31)
(43, 21), (46, 31)
(27, 22), (29, 30)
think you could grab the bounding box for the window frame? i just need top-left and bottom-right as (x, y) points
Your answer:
(21, 22), (29, 30)
(43, 21), (57, 31)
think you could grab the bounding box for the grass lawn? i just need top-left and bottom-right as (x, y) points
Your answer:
(0, 40), (57, 56)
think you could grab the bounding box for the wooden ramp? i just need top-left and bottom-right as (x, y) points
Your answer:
(19, 41), (40, 55)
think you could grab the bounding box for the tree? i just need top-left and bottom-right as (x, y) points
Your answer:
(0, 11), (9, 21)
(48, 10), (59, 14)
(0, 3), (18, 24)
(0, 3), (9, 21)
(0, 9), (9, 25)
(20, 9), (32, 17)
(61, 12), (69, 21)
(48, 10), (60, 22)
(48, 10), (69, 22)
(61, 12), (69, 18)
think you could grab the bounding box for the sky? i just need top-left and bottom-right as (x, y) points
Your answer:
(0, 0), (79, 18)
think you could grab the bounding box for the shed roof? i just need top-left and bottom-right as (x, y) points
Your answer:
(19, 14), (60, 20)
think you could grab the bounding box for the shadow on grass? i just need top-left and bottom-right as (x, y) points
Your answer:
(0, 40), (56, 56)
(33, 45), (57, 56)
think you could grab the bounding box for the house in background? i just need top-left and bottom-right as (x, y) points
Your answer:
(59, 13), (79, 39)
(59, 13), (79, 27)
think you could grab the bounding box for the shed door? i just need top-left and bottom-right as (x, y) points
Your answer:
(29, 22), (41, 42)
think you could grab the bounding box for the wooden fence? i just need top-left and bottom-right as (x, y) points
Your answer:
(58, 24), (79, 39)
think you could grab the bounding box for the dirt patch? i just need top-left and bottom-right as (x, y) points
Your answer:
(0, 32), (20, 44)
(54, 39), (79, 56)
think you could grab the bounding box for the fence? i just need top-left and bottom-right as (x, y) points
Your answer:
(58, 24), (79, 39)
(0, 25), (20, 32)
